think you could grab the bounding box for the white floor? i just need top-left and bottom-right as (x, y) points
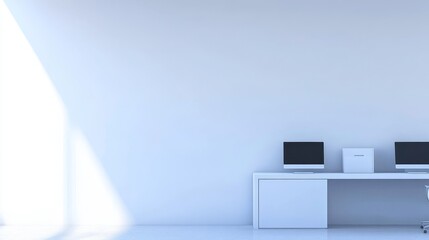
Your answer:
(0, 225), (427, 240)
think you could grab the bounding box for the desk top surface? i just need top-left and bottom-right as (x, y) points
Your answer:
(254, 172), (429, 179)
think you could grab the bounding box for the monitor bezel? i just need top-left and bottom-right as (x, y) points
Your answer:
(395, 142), (429, 170)
(283, 164), (324, 169)
(395, 164), (429, 169)
(283, 141), (325, 169)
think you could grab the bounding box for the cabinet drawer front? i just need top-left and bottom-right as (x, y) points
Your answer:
(259, 179), (327, 228)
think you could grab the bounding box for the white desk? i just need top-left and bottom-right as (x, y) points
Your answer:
(253, 172), (429, 229)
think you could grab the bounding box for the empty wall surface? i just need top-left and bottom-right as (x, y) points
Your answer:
(2, 0), (429, 225)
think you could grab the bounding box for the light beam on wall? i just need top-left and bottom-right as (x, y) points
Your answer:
(0, 0), (66, 227)
(72, 129), (130, 226)
(0, 1), (130, 235)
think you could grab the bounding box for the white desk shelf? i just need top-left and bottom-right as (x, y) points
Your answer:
(253, 172), (429, 229)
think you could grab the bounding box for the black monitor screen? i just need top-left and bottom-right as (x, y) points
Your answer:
(395, 142), (429, 164)
(284, 142), (324, 165)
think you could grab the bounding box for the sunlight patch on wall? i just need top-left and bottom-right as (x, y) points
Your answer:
(0, 0), (66, 226)
(0, 0), (130, 230)
(72, 129), (130, 226)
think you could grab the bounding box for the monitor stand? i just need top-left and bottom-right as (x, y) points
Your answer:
(292, 172), (315, 174)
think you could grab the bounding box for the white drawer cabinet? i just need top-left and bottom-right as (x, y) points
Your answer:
(255, 179), (327, 229)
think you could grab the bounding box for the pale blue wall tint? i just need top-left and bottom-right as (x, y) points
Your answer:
(5, 0), (429, 224)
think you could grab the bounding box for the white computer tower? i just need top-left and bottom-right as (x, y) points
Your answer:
(342, 148), (374, 173)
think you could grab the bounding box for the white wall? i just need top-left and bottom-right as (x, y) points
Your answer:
(2, 0), (429, 225)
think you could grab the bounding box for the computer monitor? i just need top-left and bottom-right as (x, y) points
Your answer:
(395, 142), (429, 169)
(283, 142), (324, 169)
